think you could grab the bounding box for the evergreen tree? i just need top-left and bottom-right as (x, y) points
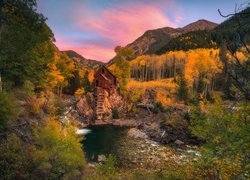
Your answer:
(0, 0), (54, 87)
(82, 71), (92, 93)
(177, 72), (188, 101)
(219, 42), (235, 99)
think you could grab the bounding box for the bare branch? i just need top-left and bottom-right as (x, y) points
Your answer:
(218, 8), (250, 18)
(218, 9), (235, 18)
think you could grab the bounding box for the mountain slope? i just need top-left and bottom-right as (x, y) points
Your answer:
(62, 50), (103, 68)
(126, 27), (182, 56)
(125, 19), (218, 57)
(213, 7), (250, 45)
(157, 7), (250, 54)
(156, 30), (216, 54)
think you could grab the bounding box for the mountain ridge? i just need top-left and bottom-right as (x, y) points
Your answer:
(62, 50), (103, 68)
(124, 19), (218, 58)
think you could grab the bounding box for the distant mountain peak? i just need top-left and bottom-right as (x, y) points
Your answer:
(182, 19), (218, 32)
(62, 50), (103, 68)
(62, 50), (86, 60)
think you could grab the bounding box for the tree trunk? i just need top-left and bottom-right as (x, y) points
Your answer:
(0, 73), (2, 92)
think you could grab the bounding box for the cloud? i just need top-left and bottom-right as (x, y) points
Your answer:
(75, 1), (181, 44)
(55, 35), (115, 61)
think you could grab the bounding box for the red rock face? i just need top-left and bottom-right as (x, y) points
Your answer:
(76, 95), (94, 120)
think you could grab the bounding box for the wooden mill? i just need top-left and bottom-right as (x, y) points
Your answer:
(93, 65), (117, 119)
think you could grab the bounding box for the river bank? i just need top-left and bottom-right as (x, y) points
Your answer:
(82, 125), (201, 171)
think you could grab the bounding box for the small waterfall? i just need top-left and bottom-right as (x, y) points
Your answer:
(76, 129), (92, 135)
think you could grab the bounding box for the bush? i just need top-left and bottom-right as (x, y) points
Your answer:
(53, 97), (66, 116)
(97, 154), (117, 178)
(112, 108), (119, 119)
(25, 96), (45, 115)
(160, 111), (188, 129)
(0, 134), (36, 179)
(33, 117), (86, 178)
(22, 80), (35, 96)
(152, 102), (164, 113)
(0, 92), (18, 131)
(0, 118), (86, 179)
(190, 100), (250, 178)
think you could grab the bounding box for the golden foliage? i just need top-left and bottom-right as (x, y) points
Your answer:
(127, 79), (176, 106)
(127, 79), (176, 90)
(184, 49), (222, 87)
(46, 52), (75, 89)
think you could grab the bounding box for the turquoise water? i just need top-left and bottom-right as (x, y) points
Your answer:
(82, 125), (128, 162)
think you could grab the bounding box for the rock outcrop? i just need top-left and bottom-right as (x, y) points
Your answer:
(73, 89), (125, 124)
(76, 94), (95, 120)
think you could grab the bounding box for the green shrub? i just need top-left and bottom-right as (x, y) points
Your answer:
(22, 80), (35, 95)
(0, 92), (18, 131)
(33, 117), (86, 178)
(190, 100), (250, 178)
(53, 97), (66, 116)
(112, 108), (119, 119)
(0, 134), (36, 179)
(152, 102), (164, 113)
(25, 96), (45, 115)
(0, 118), (86, 179)
(97, 154), (117, 178)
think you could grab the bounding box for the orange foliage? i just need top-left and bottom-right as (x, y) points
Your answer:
(108, 64), (115, 72)
(88, 70), (95, 83)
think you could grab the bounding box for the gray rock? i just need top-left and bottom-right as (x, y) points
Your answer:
(187, 150), (201, 157)
(174, 139), (184, 145)
(97, 154), (106, 162)
(88, 163), (96, 168)
(127, 128), (148, 139)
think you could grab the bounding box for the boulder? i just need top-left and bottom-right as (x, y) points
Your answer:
(174, 139), (184, 145)
(98, 154), (106, 162)
(128, 128), (148, 139)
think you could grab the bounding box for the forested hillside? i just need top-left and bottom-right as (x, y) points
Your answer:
(112, 19), (218, 59)
(0, 1), (90, 178)
(157, 7), (250, 54)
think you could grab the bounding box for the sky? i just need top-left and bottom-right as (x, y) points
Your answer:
(37, 0), (248, 62)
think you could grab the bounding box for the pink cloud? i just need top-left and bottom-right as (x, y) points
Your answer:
(75, 2), (180, 46)
(55, 37), (115, 61)
(55, 34), (115, 61)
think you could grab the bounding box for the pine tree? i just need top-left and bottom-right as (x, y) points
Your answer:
(177, 72), (188, 101)
(219, 42), (235, 99)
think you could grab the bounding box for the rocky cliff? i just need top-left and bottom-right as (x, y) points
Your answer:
(70, 89), (125, 125)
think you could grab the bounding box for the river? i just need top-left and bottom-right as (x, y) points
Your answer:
(82, 125), (128, 162)
(81, 125), (200, 169)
